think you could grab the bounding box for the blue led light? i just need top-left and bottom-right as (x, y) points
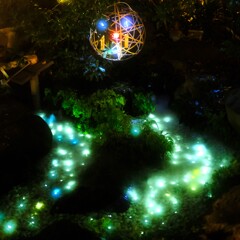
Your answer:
(47, 114), (56, 125)
(51, 188), (62, 199)
(99, 66), (106, 73)
(56, 134), (63, 141)
(71, 139), (79, 145)
(120, 15), (134, 28)
(130, 126), (141, 137)
(96, 19), (108, 32)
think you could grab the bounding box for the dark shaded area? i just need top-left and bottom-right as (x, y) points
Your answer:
(0, 92), (52, 197)
(20, 219), (101, 240)
(52, 186), (130, 215)
(52, 129), (172, 214)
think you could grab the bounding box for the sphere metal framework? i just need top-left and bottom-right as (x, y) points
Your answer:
(89, 2), (146, 61)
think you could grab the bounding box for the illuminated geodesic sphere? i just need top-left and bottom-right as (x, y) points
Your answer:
(89, 2), (146, 61)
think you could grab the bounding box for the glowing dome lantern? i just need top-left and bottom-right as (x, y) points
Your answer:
(89, 2), (146, 61)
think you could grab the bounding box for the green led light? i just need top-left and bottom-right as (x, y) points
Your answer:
(35, 202), (44, 210)
(3, 220), (17, 235)
(82, 149), (90, 156)
(0, 112), (233, 239)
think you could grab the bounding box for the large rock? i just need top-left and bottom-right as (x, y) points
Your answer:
(225, 88), (240, 135)
(0, 93), (52, 197)
(203, 185), (240, 239)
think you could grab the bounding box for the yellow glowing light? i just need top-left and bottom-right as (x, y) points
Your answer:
(35, 202), (44, 210)
(193, 169), (200, 176)
(57, 0), (71, 3)
(124, 34), (129, 48)
(191, 186), (197, 191)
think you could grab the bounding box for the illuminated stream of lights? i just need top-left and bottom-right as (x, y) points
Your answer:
(0, 111), (232, 239)
(0, 113), (93, 238)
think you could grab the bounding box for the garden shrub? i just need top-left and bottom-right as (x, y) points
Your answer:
(110, 82), (156, 117)
(210, 159), (240, 199)
(45, 88), (131, 134)
(131, 91), (156, 117)
(149, 187), (212, 240)
(81, 124), (174, 191)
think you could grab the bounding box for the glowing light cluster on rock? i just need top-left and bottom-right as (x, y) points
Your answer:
(0, 111), (232, 239)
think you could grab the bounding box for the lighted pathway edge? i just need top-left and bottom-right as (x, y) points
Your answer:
(0, 111), (232, 239)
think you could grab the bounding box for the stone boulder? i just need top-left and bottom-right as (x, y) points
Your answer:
(0, 93), (52, 197)
(203, 185), (240, 239)
(225, 88), (240, 135)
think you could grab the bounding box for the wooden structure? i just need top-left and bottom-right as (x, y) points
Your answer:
(9, 61), (54, 110)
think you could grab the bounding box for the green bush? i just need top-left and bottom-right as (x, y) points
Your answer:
(131, 91), (156, 117)
(210, 159), (240, 199)
(80, 124), (174, 191)
(45, 88), (130, 134)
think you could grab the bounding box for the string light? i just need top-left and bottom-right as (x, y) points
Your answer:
(0, 111), (232, 239)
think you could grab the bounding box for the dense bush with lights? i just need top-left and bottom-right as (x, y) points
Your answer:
(45, 88), (131, 134)
(131, 91), (156, 117)
(44, 86), (157, 134)
(0, 109), (233, 239)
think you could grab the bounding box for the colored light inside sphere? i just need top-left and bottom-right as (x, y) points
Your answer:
(120, 15), (133, 28)
(96, 19), (109, 32)
(89, 2), (146, 61)
(112, 32), (120, 41)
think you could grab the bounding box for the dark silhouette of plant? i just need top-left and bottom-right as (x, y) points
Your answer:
(9, 0), (113, 86)
(211, 159), (240, 199)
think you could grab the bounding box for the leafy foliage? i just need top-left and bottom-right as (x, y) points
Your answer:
(211, 159), (240, 199)
(80, 123), (174, 193)
(9, 0), (113, 85)
(45, 88), (130, 134)
(131, 91), (156, 117)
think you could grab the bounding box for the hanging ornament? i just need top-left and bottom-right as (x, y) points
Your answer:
(89, 2), (146, 61)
